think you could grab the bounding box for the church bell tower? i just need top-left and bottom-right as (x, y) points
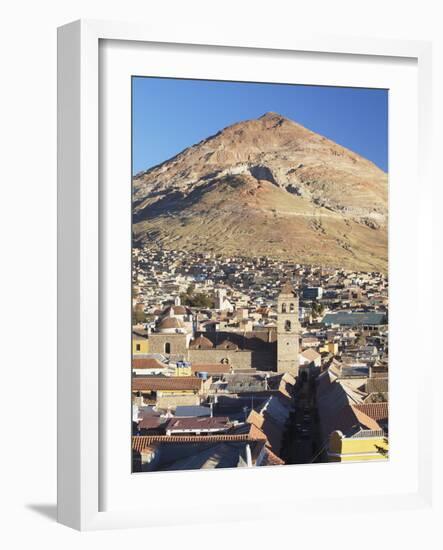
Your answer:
(277, 280), (300, 376)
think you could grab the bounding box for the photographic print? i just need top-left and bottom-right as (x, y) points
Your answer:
(131, 77), (388, 472)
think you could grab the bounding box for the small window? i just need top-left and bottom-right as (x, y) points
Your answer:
(285, 320), (291, 331)
(282, 303), (287, 313)
(290, 303), (295, 312)
(164, 342), (171, 354)
(136, 343), (141, 352)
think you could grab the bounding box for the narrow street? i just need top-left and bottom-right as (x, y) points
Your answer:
(282, 377), (325, 465)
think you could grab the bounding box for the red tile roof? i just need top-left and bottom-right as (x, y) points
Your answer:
(132, 433), (261, 452)
(132, 376), (202, 392)
(300, 348), (321, 361)
(354, 402), (388, 422)
(261, 448), (285, 466)
(132, 357), (166, 370)
(350, 405), (381, 431)
(247, 423), (268, 442)
(138, 416), (167, 430)
(325, 403), (381, 437)
(191, 363), (232, 374)
(247, 410), (284, 453)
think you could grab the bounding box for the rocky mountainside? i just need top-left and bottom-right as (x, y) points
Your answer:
(133, 112), (388, 272)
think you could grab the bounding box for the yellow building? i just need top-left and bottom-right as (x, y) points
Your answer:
(328, 430), (389, 462)
(174, 362), (192, 376)
(317, 367), (389, 463)
(319, 341), (339, 354)
(132, 330), (149, 355)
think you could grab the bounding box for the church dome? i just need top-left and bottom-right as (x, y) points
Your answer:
(189, 335), (214, 350)
(216, 339), (238, 351)
(162, 305), (192, 317)
(157, 317), (185, 332)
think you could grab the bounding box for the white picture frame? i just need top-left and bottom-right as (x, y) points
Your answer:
(57, 19), (433, 531)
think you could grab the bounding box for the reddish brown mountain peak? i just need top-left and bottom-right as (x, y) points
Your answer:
(133, 111), (388, 272)
(258, 111), (290, 124)
(259, 111), (285, 119)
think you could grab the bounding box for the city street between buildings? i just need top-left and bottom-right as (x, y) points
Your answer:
(282, 379), (324, 465)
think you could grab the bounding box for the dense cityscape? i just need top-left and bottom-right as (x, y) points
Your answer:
(131, 243), (389, 471)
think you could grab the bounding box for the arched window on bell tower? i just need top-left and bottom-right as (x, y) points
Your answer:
(285, 320), (291, 331)
(164, 342), (171, 354)
(281, 303), (287, 313)
(290, 303), (295, 312)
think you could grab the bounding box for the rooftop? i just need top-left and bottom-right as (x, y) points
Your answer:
(132, 376), (203, 392)
(322, 311), (387, 326)
(166, 417), (230, 432)
(190, 363), (232, 374)
(132, 357), (167, 370)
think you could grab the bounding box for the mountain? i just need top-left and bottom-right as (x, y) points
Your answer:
(132, 112), (388, 272)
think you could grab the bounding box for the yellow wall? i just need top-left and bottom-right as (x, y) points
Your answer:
(133, 337), (149, 355)
(320, 342), (339, 354)
(175, 365), (192, 376)
(328, 431), (388, 462)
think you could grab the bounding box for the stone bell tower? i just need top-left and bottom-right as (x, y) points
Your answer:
(277, 280), (300, 376)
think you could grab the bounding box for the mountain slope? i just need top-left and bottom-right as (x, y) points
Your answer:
(133, 112), (388, 272)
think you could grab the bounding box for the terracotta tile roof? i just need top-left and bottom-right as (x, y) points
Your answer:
(350, 405), (381, 431)
(132, 357), (166, 370)
(132, 433), (263, 452)
(300, 348), (321, 361)
(247, 410), (265, 429)
(354, 402), (388, 422)
(322, 402), (381, 438)
(260, 448), (285, 466)
(191, 363), (232, 374)
(138, 416), (168, 431)
(247, 410), (284, 453)
(247, 423), (268, 442)
(132, 376), (202, 392)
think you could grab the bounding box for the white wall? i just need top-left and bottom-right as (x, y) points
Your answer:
(0, 0), (442, 547)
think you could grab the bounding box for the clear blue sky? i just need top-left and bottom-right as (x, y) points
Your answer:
(132, 77), (388, 175)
